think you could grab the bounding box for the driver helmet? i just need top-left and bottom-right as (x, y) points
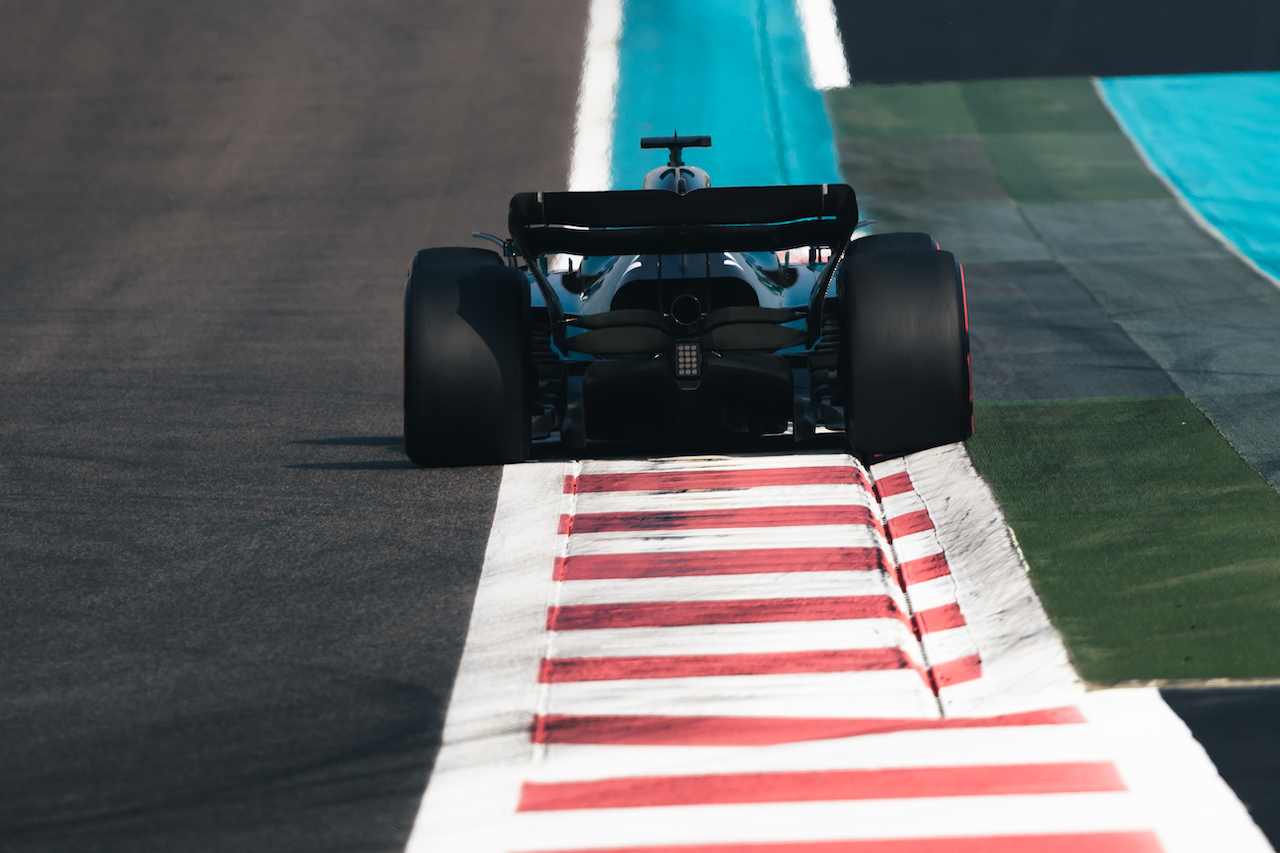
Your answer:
(642, 165), (711, 194)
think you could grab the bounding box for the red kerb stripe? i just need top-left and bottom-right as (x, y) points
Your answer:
(885, 509), (933, 540)
(517, 832), (1163, 853)
(912, 602), (966, 634)
(931, 654), (983, 688)
(873, 471), (913, 499)
(559, 505), (878, 535)
(899, 552), (950, 585)
(548, 596), (906, 630)
(517, 762), (1125, 811)
(531, 707), (1086, 745)
(565, 467), (870, 494)
(539, 648), (922, 683)
(553, 548), (891, 581)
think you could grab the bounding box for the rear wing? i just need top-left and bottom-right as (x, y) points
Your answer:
(508, 184), (859, 347)
(508, 184), (858, 257)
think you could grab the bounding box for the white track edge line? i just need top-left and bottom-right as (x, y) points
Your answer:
(568, 0), (622, 192)
(795, 0), (851, 89)
(405, 462), (575, 853)
(1093, 76), (1280, 292)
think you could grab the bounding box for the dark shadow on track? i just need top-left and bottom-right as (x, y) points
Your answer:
(1162, 687), (1280, 846)
(294, 436), (404, 448)
(834, 0), (1280, 82)
(288, 435), (416, 469)
(287, 461), (419, 470)
(528, 432), (855, 463)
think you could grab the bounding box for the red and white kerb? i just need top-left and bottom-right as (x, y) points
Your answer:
(407, 452), (1271, 853)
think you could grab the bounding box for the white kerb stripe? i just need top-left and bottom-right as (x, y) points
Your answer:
(921, 626), (981, 665)
(568, 0), (622, 192)
(554, 572), (900, 605)
(573, 483), (878, 514)
(902, 575), (962, 611)
(796, 0), (852, 89)
(880, 490), (928, 520)
(547, 619), (923, 660)
(564, 524), (888, 553)
(545, 670), (939, 718)
(893, 529), (946, 565)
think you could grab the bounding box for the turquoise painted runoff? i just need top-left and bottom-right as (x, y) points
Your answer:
(612, 0), (841, 190)
(1100, 73), (1280, 283)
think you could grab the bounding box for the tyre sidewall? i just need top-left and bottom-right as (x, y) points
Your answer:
(839, 249), (971, 455)
(404, 264), (530, 466)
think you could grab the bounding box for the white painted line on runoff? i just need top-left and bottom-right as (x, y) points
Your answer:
(1084, 687), (1275, 853)
(796, 0), (851, 89)
(404, 461), (576, 853)
(568, 0), (622, 192)
(1094, 77), (1280, 292)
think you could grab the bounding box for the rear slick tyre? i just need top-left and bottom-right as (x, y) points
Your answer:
(847, 231), (937, 258)
(410, 246), (504, 271)
(404, 263), (531, 466)
(839, 249), (972, 456)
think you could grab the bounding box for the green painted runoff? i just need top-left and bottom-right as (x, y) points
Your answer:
(827, 77), (1168, 202)
(826, 82), (976, 139)
(960, 77), (1119, 134)
(968, 397), (1280, 682)
(829, 75), (1280, 680)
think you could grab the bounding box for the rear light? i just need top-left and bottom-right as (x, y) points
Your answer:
(674, 340), (701, 378)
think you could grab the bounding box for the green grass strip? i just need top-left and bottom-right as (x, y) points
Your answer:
(826, 83), (976, 139)
(959, 77), (1120, 134)
(981, 131), (1169, 202)
(828, 77), (1167, 202)
(966, 78), (1167, 202)
(968, 396), (1280, 682)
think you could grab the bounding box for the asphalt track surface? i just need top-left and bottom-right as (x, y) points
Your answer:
(0, 2), (587, 850)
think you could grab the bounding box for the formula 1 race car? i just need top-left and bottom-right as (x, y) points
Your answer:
(403, 134), (971, 466)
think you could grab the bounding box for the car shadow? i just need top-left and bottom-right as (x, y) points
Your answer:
(292, 436), (403, 448)
(528, 431), (851, 461)
(288, 433), (856, 470)
(287, 435), (413, 470)
(286, 460), (417, 470)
